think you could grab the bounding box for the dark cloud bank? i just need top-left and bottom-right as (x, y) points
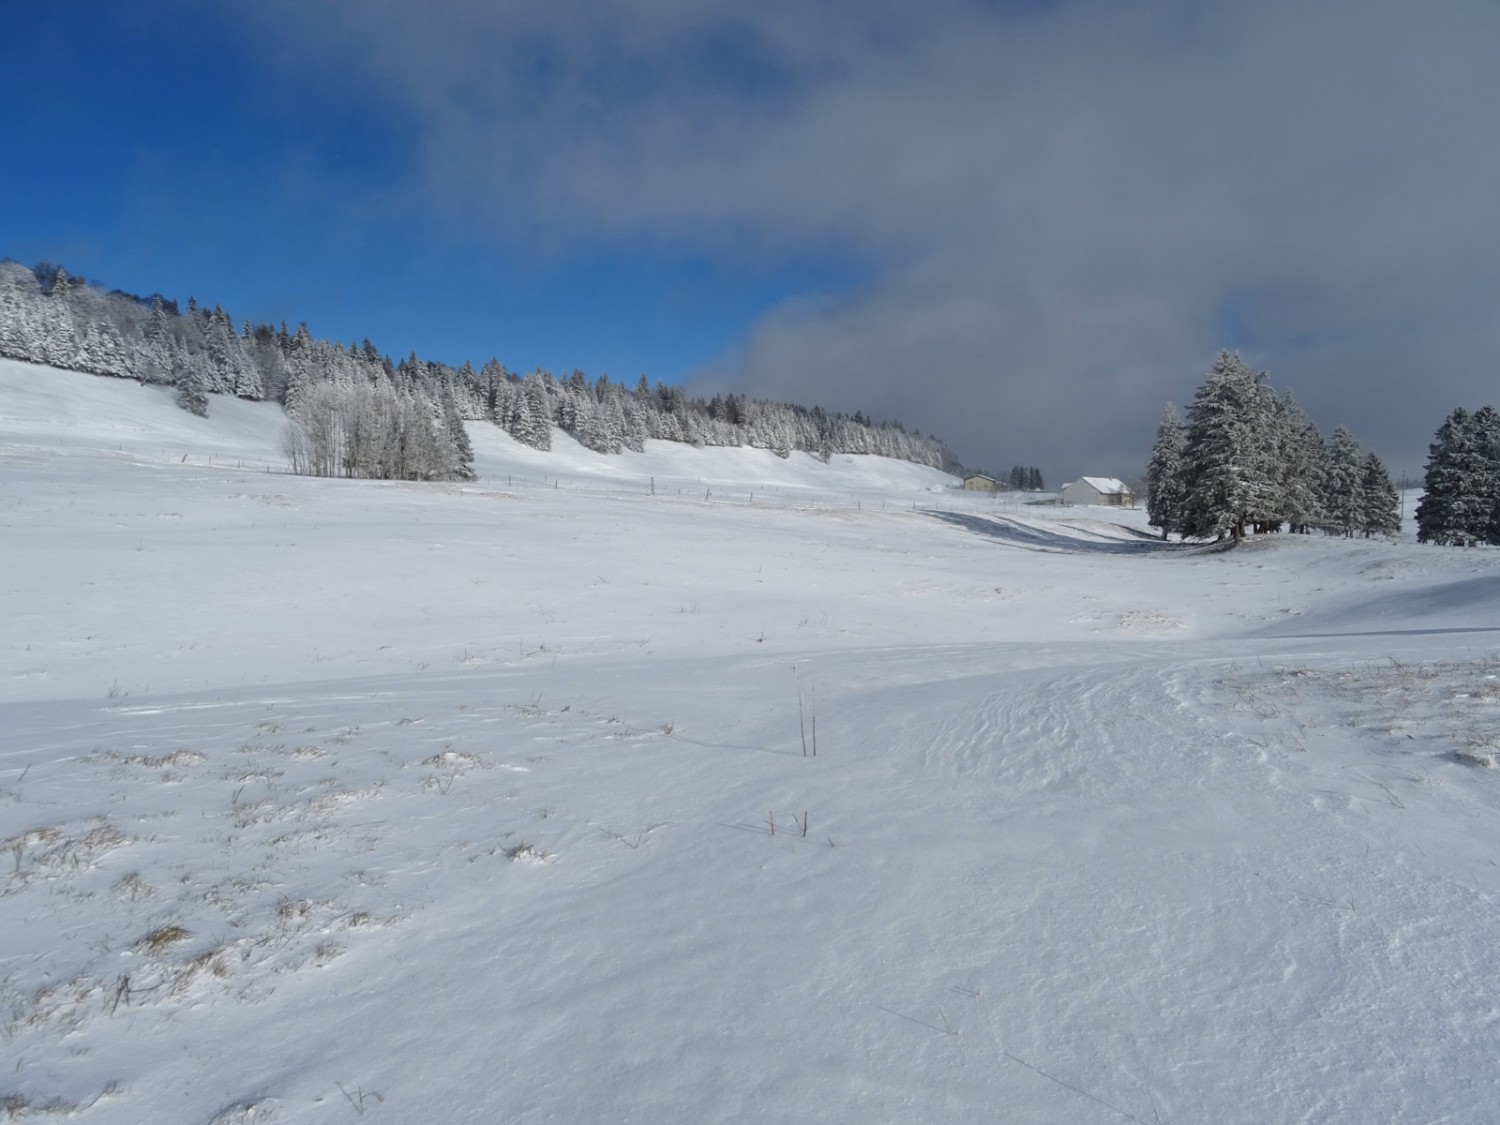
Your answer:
(243, 0), (1500, 480)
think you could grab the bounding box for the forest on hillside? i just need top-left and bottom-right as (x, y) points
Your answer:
(0, 259), (960, 482)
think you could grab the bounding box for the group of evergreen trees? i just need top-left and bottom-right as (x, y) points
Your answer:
(460, 361), (955, 468)
(0, 259), (960, 481)
(0, 262), (273, 403)
(1146, 351), (1400, 542)
(1006, 465), (1045, 491)
(1414, 406), (1500, 545)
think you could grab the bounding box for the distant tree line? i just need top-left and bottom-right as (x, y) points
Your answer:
(1008, 465), (1045, 491)
(0, 258), (961, 480)
(964, 465), (1045, 491)
(1415, 406), (1500, 546)
(1146, 351), (1399, 542)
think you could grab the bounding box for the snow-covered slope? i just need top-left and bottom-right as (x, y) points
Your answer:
(5, 362), (1500, 1123)
(0, 359), (287, 466)
(0, 358), (958, 501)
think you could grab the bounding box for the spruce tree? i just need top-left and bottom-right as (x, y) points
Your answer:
(0, 260), (40, 360)
(282, 324), (315, 412)
(480, 358), (507, 421)
(1181, 351), (1278, 540)
(1359, 452), (1401, 537)
(233, 320), (263, 399)
(39, 274), (77, 369)
(1286, 414), (1327, 534)
(1473, 406), (1500, 543)
(1320, 426), (1366, 537)
(1417, 407), (1494, 545)
(1243, 374), (1284, 533)
(204, 306), (240, 394)
(1145, 404), (1187, 539)
(175, 362), (209, 417)
(440, 381), (475, 480)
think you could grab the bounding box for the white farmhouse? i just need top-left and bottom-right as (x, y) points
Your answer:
(1060, 476), (1134, 507)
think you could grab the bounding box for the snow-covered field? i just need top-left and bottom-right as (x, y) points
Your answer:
(4, 359), (1500, 1123)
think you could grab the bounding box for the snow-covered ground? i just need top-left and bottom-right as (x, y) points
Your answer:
(4, 359), (1500, 1123)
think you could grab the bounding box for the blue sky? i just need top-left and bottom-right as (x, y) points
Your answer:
(5, 1), (1500, 478)
(1, 6), (865, 384)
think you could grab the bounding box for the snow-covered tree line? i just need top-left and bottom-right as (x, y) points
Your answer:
(0, 259), (960, 478)
(1413, 406), (1500, 546)
(1146, 351), (1399, 541)
(0, 260), (271, 400)
(458, 363), (957, 469)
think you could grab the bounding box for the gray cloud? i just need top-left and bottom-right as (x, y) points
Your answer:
(240, 0), (1500, 479)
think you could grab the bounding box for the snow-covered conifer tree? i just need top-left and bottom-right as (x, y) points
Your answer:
(1181, 351), (1278, 540)
(1243, 376), (1286, 533)
(1320, 426), (1366, 537)
(1473, 406), (1500, 543)
(0, 260), (42, 360)
(1417, 408), (1471, 544)
(480, 359), (507, 421)
(282, 324), (316, 412)
(1359, 452), (1401, 537)
(136, 297), (178, 384)
(37, 272), (78, 369)
(1146, 404), (1187, 539)
(234, 321), (264, 399)
(1273, 392), (1324, 534)
(1417, 406), (1500, 545)
(439, 381), (475, 480)
(204, 307), (242, 394)
(175, 361), (209, 417)
(524, 374), (553, 450)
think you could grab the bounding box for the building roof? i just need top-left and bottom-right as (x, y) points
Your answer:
(1074, 477), (1131, 494)
(964, 472), (997, 482)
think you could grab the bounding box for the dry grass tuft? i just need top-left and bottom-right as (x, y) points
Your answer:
(312, 942), (344, 966)
(1, 1091), (81, 1119)
(124, 749), (206, 769)
(7, 822), (129, 884)
(113, 872), (157, 902)
(136, 925), (192, 954)
(507, 842), (551, 863)
(208, 1098), (279, 1124)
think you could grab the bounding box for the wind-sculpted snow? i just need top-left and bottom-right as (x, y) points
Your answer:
(4, 362), (1500, 1121)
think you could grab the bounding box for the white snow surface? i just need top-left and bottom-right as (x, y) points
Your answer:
(4, 360), (1500, 1123)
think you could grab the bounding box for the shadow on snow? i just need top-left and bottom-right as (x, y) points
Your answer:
(929, 511), (1184, 556)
